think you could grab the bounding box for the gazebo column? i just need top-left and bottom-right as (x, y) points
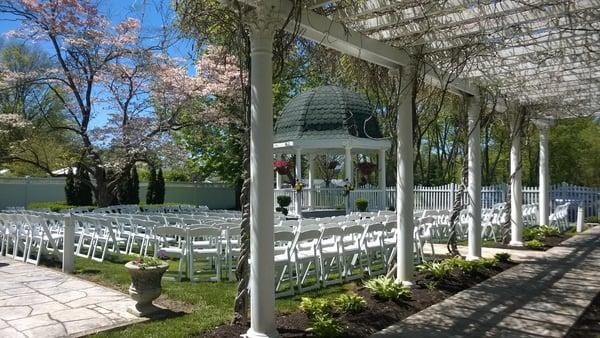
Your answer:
(345, 146), (353, 184)
(509, 113), (524, 246)
(396, 66), (415, 284)
(246, 2), (278, 337)
(534, 118), (554, 226)
(275, 171), (282, 190)
(308, 153), (314, 210)
(295, 148), (302, 216)
(378, 148), (386, 210)
(466, 93), (482, 260)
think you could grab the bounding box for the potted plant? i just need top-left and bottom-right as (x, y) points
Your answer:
(276, 195), (292, 216)
(125, 256), (169, 317)
(355, 198), (369, 212)
(273, 160), (290, 175)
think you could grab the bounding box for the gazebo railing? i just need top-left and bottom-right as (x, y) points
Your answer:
(274, 183), (600, 219)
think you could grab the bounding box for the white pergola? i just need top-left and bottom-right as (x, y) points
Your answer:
(233, 1), (600, 336)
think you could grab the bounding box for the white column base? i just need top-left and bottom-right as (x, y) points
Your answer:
(244, 328), (281, 338)
(466, 255), (481, 261)
(509, 240), (524, 247)
(398, 280), (414, 287)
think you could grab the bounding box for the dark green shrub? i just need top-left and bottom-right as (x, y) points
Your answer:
(276, 195), (292, 216)
(130, 166), (139, 204)
(355, 198), (369, 212)
(494, 252), (511, 263)
(584, 216), (599, 223)
(146, 168), (157, 204)
(364, 276), (411, 301)
(155, 168), (165, 204)
(65, 168), (76, 205)
(74, 167), (93, 206)
(334, 293), (367, 314)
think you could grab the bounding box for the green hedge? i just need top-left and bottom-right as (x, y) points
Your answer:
(27, 201), (95, 212)
(27, 201), (185, 212)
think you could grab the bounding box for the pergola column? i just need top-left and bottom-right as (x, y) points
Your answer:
(509, 112), (524, 246)
(308, 153), (314, 210)
(345, 146), (353, 184)
(396, 66), (415, 284)
(295, 148), (302, 216)
(246, 2), (278, 337)
(534, 118), (554, 226)
(378, 148), (386, 210)
(275, 171), (282, 190)
(466, 93), (482, 260)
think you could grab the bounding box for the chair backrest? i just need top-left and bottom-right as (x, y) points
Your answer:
(274, 227), (295, 243)
(187, 226), (221, 237)
(279, 219), (299, 228)
(299, 218), (318, 227)
(154, 226), (186, 238)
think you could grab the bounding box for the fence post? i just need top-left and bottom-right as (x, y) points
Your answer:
(62, 214), (75, 273)
(577, 204), (585, 233)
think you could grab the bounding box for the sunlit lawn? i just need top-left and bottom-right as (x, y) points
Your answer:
(49, 253), (355, 338)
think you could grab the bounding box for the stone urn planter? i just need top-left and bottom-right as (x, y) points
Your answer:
(125, 260), (169, 317)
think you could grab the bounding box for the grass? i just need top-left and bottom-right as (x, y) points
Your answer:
(42, 253), (354, 338)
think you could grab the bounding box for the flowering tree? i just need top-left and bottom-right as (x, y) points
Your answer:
(0, 0), (221, 206)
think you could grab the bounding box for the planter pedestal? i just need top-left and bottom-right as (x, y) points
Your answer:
(125, 262), (169, 317)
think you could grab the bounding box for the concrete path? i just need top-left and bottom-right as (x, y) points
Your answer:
(0, 257), (144, 337)
(373, 226), (600, 338)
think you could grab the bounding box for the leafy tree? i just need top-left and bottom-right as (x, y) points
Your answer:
(0, 1), (221, 206)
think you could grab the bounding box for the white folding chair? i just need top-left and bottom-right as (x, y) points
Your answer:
(318, 225), (344, 286)
(340, 224), (364, 281)
(155, 226), (186, 281)
(274, 227), (295, 298)
(189, 227), (223, 282)
(290, 225), (322, 292)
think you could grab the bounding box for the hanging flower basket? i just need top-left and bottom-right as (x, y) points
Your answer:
(357, 162), (377, 176)
(273, 160), (290, 175)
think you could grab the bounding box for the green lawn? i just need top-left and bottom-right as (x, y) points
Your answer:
(47, 254), (355, 337)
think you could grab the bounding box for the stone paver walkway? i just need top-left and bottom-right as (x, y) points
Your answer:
(373, 226), (600, 338)
(0, 257), (144, 338)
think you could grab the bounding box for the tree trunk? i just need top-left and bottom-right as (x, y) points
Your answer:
(94, 168), (113, 207)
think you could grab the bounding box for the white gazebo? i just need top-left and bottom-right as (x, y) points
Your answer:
(272, 85), (391, 214)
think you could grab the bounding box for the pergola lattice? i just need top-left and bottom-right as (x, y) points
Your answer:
(228, 2), (600, 336)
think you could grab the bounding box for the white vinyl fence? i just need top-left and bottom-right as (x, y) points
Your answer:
(275, 182), (600, 220)
(0, 177), (237, 210)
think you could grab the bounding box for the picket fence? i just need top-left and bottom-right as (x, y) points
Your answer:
(275, 182), (600, 221)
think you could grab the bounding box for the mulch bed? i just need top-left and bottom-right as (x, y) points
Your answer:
(203, 260), (516, 338)
(565, 292), (600, 338)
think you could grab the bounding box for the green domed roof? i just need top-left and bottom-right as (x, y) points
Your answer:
(274, 86), (383, 142)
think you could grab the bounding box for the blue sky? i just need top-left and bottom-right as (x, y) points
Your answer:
(0, 0), (195, 128)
